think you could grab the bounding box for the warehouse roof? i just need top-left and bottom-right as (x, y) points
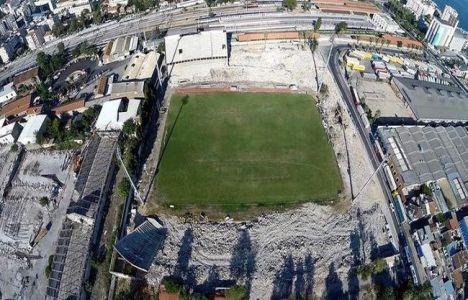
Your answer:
(378, 126), (468, 204)
(111, 36), (138, 58)
(393, 77), (468, 122)
(114, 218), (165, 272)
(121, 51), (159, 80)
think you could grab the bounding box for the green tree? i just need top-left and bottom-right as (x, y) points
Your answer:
(314, 17), (322, 32)
(310, 37), (319, 53)
(39, 197), (50, 206)
(397, 40), (403, 48)
(282, 0), (297, 11)
(335, 21), (348, 34)
(122, 119), (136, 137)
(117, 178), (131, 199)
(45, 255), (54, 277)
(226, 285), (247, 300)
(375, 284), (396, 299)
(301, 0), (311, 11)
(157, 41), (165, 53)
(320, 83), (329, 96)
(93, 9), (103, 24)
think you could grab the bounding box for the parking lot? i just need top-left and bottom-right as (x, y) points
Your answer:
(357, 80), (414, 118)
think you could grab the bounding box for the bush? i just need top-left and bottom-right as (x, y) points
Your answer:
(357, 258), (387, 280)
(45, 255), (54, 277)
(335, 21), (348, 34)
(39, 196), (50, 207)
(282, 0), (297, 10)
(320, 83), (329, 96)
(162, 277), (183, 294)
(226, 285), (248, 300)
(10, 144), (18, 152)
(117, 178), (131, 199)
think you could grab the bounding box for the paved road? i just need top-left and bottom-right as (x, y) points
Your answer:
(329, 44), (427, 285)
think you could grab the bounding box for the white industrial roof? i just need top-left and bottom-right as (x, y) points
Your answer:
(421, 243), (436, 268)
(0, 82), (16, 104)
(0, 122), (18, 137)
(121, 51), (159, 80)
(95, 99), (140, 131)
(165, 30), (227, 64)
(17, 114), (47, 144)
(111, 36), (138, 57)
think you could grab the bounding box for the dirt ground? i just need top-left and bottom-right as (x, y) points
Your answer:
(355, 80), (413, 118)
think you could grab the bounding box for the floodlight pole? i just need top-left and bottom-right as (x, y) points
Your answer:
(318, 34), (335, 94)
(115, 146), (144, 204)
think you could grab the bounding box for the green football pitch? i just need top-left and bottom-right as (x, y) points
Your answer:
(154, 92), (342, 211)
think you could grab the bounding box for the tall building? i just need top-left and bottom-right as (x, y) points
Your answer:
(0, 34), (22, 63)
(25, 26), (45, 50)
(425, 18), (457, 48)
(449, 29), (467, 52)
(404, 0), (436, 19)
(441, 5), (459, 27)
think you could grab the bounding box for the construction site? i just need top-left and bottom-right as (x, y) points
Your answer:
(0, 147), (75, 299)
(0, 130), (120, 299)
(109, 34), (397, 298)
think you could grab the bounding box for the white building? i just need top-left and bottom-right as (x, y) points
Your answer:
(425, 18), (457, 48)
(165, 30), (227, 65)
(121, 51), (159, 81)
(34, 0), (56, 11)
(372, 13), (402, 33)
(95, 98), (140, 131)
(449, 29), (467, 52)
(404, 0), (436, 19)
(0, 35), (22, 63)
(441, 5), (459, 27)
(25, 26), (46, 50)
(0, 122), (22, 144)
(54, 0), (91, 16)
(108, 0), (128, 7)
(17, 114), (48, 145)
(102, 36), (139, 64)
(0, 82), (17, 105)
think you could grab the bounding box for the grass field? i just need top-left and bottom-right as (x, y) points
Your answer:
(154, 92), (342, 211)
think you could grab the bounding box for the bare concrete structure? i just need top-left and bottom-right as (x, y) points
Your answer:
(46, 134), (118, 299)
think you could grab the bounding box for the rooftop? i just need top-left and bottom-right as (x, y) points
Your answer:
(13, 67), (39, 86)
(17, 114), (47, 145)
(0, 94), (32, 118)
(393, 77), (468, 122)
(95, 98), (140, 131)
(52, 99), (86, 115)
(114, 218), (165, 272)
(165, 30), (227, 65)
(121, 51), (159, 80)
(378, 126), (468, 204)
(109, 80), (145, 99)
(0, 82), (15, 98)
